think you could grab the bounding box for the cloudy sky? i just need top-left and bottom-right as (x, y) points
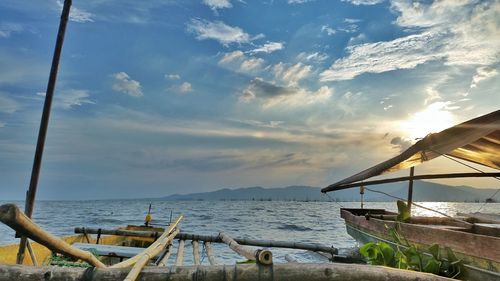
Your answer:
(0, 0), (499, 200)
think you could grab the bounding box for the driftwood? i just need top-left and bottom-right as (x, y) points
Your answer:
(175, 240), (185, 266)
(192, 241), (200, 265)
(0, 263), (456, 281)
(219, 232), (272, 265)
(74, 228), (338, 255)
(204, 242), (217, 265)
(123, 229), (180, 281)
(0, 204), (105, 268)
(111, 215), (182, 269)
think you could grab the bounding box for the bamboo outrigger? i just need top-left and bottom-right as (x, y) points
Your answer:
(322, 110), (500, 281)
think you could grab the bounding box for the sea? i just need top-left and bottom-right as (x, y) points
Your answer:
(0, 200), (498, 264)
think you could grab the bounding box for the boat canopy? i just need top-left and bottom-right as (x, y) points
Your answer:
(322, 110), (500, 192)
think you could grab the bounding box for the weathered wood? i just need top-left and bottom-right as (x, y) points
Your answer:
(175, 240), (185, 266)
(0, 204), (105, 268)
(110, 215), (182, 269)
(219, 232), (273, 265)
(156, 245), (172, 266)
(123, 229), (180, 281)
(26, 240), (38, 266)
(0, 263), (456, 281)
(192, 241), (200, 265)
(204, 242), (217, 265)
(74, 228), (338, 255)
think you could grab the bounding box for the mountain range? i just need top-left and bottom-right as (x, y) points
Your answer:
(161, 181), (497, 202)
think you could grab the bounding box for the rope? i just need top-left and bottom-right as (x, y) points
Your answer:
(429, 149), (500, 212)
(364, 187), (472, 226)
(323, 193), (344, 208)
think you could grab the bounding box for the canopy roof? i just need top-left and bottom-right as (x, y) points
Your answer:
(322, 110), (500, 192)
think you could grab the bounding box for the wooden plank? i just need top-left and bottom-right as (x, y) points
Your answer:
(175, 240), (185, 266)
(156, 245), (172, 267)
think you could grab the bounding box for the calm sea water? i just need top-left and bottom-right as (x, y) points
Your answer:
(0, 200), (498, 264)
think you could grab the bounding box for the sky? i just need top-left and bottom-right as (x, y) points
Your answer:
(0, 0), (499, 200)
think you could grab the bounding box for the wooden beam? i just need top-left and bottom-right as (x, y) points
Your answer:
(192, 241), (201, 265)
(73, 229), (338, 255)
(155, 245), (172, 266)
(0, 204), (105, 268)
(322, 172), (500, 192)
(175, 240), (185, 266)
(219, 232), (273, 265)
(204, 242), (217, 265)
(407, 167), (415, 214)
(0, 263), (457, 281)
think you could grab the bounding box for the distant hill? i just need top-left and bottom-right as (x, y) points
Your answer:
(161, 181), (496, 202)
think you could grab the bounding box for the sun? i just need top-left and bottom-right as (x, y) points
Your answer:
(400, 102), (456, 141)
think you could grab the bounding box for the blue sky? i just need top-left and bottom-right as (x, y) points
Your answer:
(0, 0), (499, 200)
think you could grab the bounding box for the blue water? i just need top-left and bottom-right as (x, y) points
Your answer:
(0, 200), (498, 264)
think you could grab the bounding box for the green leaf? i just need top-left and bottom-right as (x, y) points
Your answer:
(378, 242), (395, 266)
(396, 200), (411, 222)
(424, 258), (441, 274)
(428, 244), (440, 259)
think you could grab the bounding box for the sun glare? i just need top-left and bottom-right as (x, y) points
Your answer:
(400, 103), (456, 140)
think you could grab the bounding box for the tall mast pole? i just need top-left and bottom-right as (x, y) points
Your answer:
(16, 0), (72, 264)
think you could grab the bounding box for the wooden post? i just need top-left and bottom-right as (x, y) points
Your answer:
(26, 240), (38, 266)
(219, 232), (273, 265)
(17, 0), (72, 265)
(0, 204), (105, 268)
(204, 242), (217, 265)
(175, 240), (185, 266)
(360, 185), (365, 209)
(192, 241), (200, 265)
(408, 167), (415, 215)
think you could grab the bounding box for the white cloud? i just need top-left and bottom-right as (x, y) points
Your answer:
(470, 66), (498, 89)
(273, 62), (313, 86)
(249, 42), (284, 54)
(288, 0), (316, 3)
(240, 57), (265, 72)
(296, 52), (329, 63)
(219, 51), (265, 73)
(36, 90), (95, 109)
(0, 95), (18, 113)
(321, 31), (444, 81)
(165, 74), (181, 80)
(203, 0), (232, 11)
(342, 0), (384, 5)
(0, 23), (23, 38)
(178, 82), (193, 93)
(241, 78), (332, 108)
(112, 72), (144, 97)
(321, 25), (336, 36)
(187, 19), (250, 46)
(56, 1), (94, 23)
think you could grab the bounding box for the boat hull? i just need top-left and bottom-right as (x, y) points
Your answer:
(341, 208), (500, 281)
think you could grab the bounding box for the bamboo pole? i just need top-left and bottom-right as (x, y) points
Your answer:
(17, 0), (72, 265)
(0, 204), (105, 268)
(0, 263), (457, 281)
(123, 229), (179, 281)
(192, 241), (200, 265)
(73, 229), (338, 255)
(219, 232), (273, 265)
(204, 242), (217, 265)
(156, 245), (173, 266)
(175, 240), (185, 266)
(110, 215), (182, 269)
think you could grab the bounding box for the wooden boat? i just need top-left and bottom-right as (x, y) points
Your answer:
(322, 110), (500, 281)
